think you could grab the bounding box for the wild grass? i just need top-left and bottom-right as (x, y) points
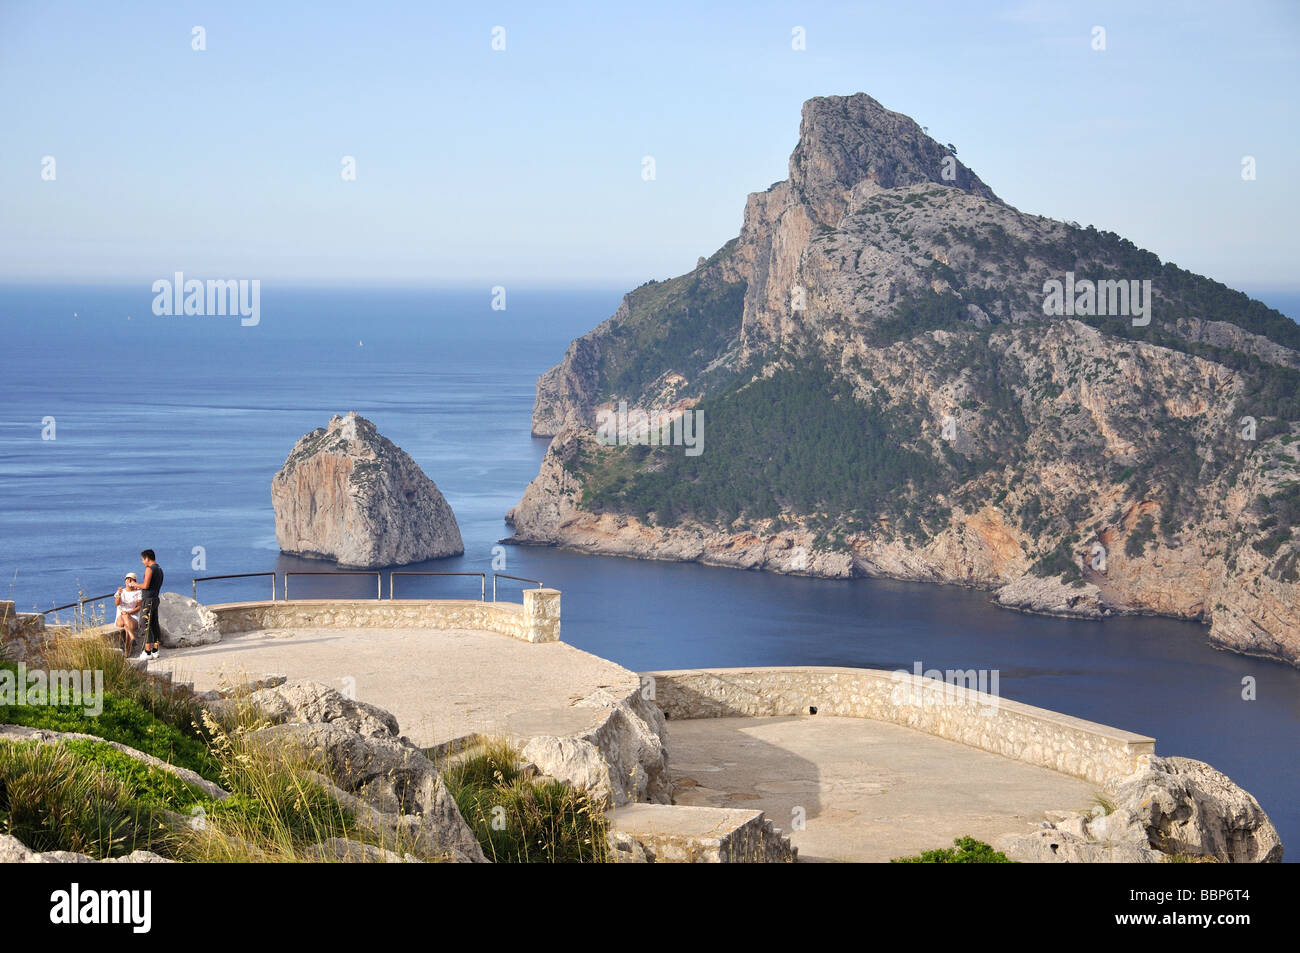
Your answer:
(171, 710), (369, 862)
(1092, 793), (1117, 816)
(3, 632), (607, 863)
(40, 634), (211, 747)
(0, 656), (220, 781)
(0, 634), (397, 861)
(440, 737), (610, 863)
(0, 740), (169, 857)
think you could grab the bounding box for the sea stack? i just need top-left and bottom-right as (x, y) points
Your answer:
(272, 412), (464, 568)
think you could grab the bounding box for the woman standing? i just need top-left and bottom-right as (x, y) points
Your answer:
(129, 549), (165, 660)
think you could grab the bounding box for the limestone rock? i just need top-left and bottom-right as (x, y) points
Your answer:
(999, 755), (1283, 863)
(248, 722), (486, 863)
(219, 675), (484, 862)
(996, 827), (1161, 863)
(244, 679), (400, 739)
(159, 592), (222, 648)
(0, 834), (172, 864)
(514, 91), (1300, 668)
(994, 574), (1107, 619)
(1111, 755), (1283, 863)
(304, 838), (419, 863)
(272, 411), (463, 569)
(521, 685), (670, 807)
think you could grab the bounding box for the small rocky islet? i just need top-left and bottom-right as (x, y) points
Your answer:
(271, 411), (463, 569)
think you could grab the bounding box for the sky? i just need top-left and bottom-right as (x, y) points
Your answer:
(1, 0), (1297, 293)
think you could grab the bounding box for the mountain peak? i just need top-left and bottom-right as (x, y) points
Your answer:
(790, 93), (1000, 223)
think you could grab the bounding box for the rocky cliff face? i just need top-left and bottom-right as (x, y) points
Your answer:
(273, 412), (463, 569)
(511, 92), (1300, 668)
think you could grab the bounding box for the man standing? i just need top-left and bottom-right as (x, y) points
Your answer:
(129, 549), (165, 660)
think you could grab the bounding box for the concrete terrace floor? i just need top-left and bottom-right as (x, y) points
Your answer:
(153, 625), (636, 749)
(156, 627), (1095, 862)
(666, 715), (1095, 862)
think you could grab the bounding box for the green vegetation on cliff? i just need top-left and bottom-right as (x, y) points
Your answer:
(580, 364), (952, 533)
(599, 247), (745, 399)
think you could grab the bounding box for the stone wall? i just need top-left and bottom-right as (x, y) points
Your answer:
(209, 590), (561, 644)
(1, 600), (55, 661)
(643, 666), (1155, 786)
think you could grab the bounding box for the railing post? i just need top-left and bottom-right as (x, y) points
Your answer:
(377, 573), (382, 600)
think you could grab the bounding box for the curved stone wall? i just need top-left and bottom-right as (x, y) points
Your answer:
(641, 666), (1155, 786)
(209, 589), (561, 644)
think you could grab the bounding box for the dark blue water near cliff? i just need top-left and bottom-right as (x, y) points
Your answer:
(2, 283), (1298, 859)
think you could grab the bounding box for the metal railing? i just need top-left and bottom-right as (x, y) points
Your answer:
(283, 571), (382, 600)
(44, 592), (117, 628)
(390, 571), (486, 601)
(193, 571), (277, 602)
(44, 569), (544, 618)
(492, 573), (544, 602)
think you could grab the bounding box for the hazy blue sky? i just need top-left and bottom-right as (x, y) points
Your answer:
(2, 0), (1297, 291)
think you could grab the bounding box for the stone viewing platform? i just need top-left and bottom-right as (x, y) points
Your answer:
(13, 587), (1279, 863)
(156, 593), (632, 756)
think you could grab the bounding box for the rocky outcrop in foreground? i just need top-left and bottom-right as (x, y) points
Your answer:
(272, 412), (463, 569)
(0, 834), (171, 864)
(2, 677), (486, 863)
(159, 593), (222, 647)
(998, 755), (1283, 863)
(226, 678), (486, 862)
(521, 685), (671, 807)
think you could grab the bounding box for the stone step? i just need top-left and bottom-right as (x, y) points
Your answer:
(423, 732), (489, 765)
(607, 803), (797, 863)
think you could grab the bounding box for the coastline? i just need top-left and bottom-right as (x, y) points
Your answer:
(502, 522), (1300, 670)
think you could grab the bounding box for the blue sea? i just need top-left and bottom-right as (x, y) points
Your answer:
(2, 283), (1299, 859)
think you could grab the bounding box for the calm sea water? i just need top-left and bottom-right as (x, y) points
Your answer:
(2, 283), (1298, 859)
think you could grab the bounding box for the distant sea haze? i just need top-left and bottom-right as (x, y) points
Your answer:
(0, 283), (1297, 859)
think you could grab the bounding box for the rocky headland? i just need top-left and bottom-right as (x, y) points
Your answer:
(507, 92), (1300, 668)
